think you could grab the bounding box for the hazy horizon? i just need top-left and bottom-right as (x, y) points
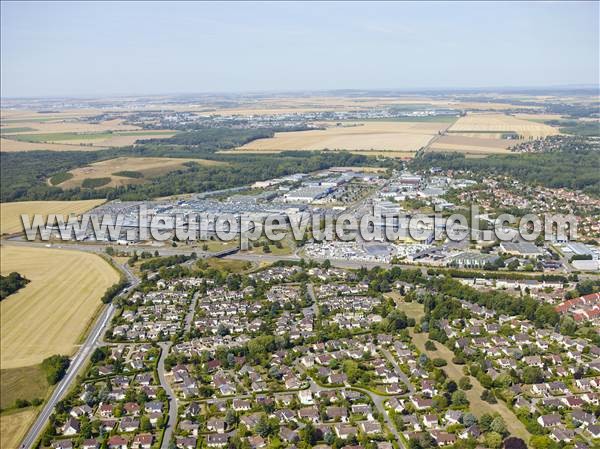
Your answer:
(2, 1), (599, 98)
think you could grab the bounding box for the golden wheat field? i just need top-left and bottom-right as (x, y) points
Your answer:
(57, 157), (225, 189)
(235, 121), (447, 152)
(428, 135), (513, 155)
(0, 200), (105, 235)
(448, 113), (560, 138)
(0, 245), (119, 369)
(0, 408), (38, 449)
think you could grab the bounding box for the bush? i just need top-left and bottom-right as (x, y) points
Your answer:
(424, 340), (437, 351)
(41, 355), (70, 385)
(0, 272), (29, 300)
(101, 278), (128, 303)
(82, 177), (111, 188)
(480, 389), (497, 404)
(112, 170), (143, 178)
(432, 358), (447, 367)
(49, 171), (73, 185)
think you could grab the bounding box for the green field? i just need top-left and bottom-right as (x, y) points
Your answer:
(6, 132), (110, 142)
(0, 127), (37, 134)
(1, 117), (62, 124)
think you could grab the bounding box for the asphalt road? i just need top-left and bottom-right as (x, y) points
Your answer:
(157, 342), (178, 449)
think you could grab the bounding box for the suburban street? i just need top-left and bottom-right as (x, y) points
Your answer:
(157, 342), (178, 449)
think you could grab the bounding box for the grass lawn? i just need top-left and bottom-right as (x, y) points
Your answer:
(198, 257), (253, 273)
(198, 240), (240, 253)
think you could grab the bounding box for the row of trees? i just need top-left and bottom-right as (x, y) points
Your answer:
(411, 146), (600, 195)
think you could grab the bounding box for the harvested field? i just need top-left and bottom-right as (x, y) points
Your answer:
(448, 113), (559, 138)
(346, 150), (416, 159)
(56, 157), (225, 189)
(428, 135), (512, 155)
(0, 199), (105, 235)
(0, 245), (120, 369)
(0, 138), (106, 152)
(235, 121), (447, 152)
(2, 130), (176, 149)
(1, 365), (49, 409)
(0, 117), (138, 133)
(513, 113), (565, 121)
(0, 408), (38, 449)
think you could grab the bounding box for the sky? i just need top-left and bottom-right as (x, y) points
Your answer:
(1, 1), (599, 97)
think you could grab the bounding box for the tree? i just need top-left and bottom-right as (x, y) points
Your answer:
(299, 422), (317, 445)
(485, 432), (503, 449)
(451, 390), (469, 407)
(503, 437), (527, 449)
(425, 340), (436, 351)
(140, 415), (152, 431)
(255, 415), (272, 438)
(459, 376), (472, 390)
(522, 366), (544, 384)
(529, 436), (554, 449)
(462, 412), (477, 427)
(41, 354), (70, 385)
(481, 389), (497, 404)
(490, 416), (507, 436)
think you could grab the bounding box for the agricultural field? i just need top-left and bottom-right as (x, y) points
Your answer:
(0, 199), (105, 235)
(0, 245), (120, 369)
(0, 408), (38, 449)
(1, 130), (176, 150)
(54, 156), (226, 189)
(0, 112), (177, 151)
(424, 112), (562, 155)
(0, 364), (49, 409)
(234, 121), (449, 153)
(447, 113), (560, 138)
(428, 134), (513, 155)
(0, 138), (105, 152)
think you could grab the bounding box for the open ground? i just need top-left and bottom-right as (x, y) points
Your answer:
(0, 245), (120, 369)
(55, 157), (225, 189)
(0, 199), (105, 235)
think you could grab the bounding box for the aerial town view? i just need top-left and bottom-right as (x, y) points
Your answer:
(0, 2), (599, 449)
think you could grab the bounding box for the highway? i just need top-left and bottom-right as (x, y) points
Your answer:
(19, 261), (139, 449)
